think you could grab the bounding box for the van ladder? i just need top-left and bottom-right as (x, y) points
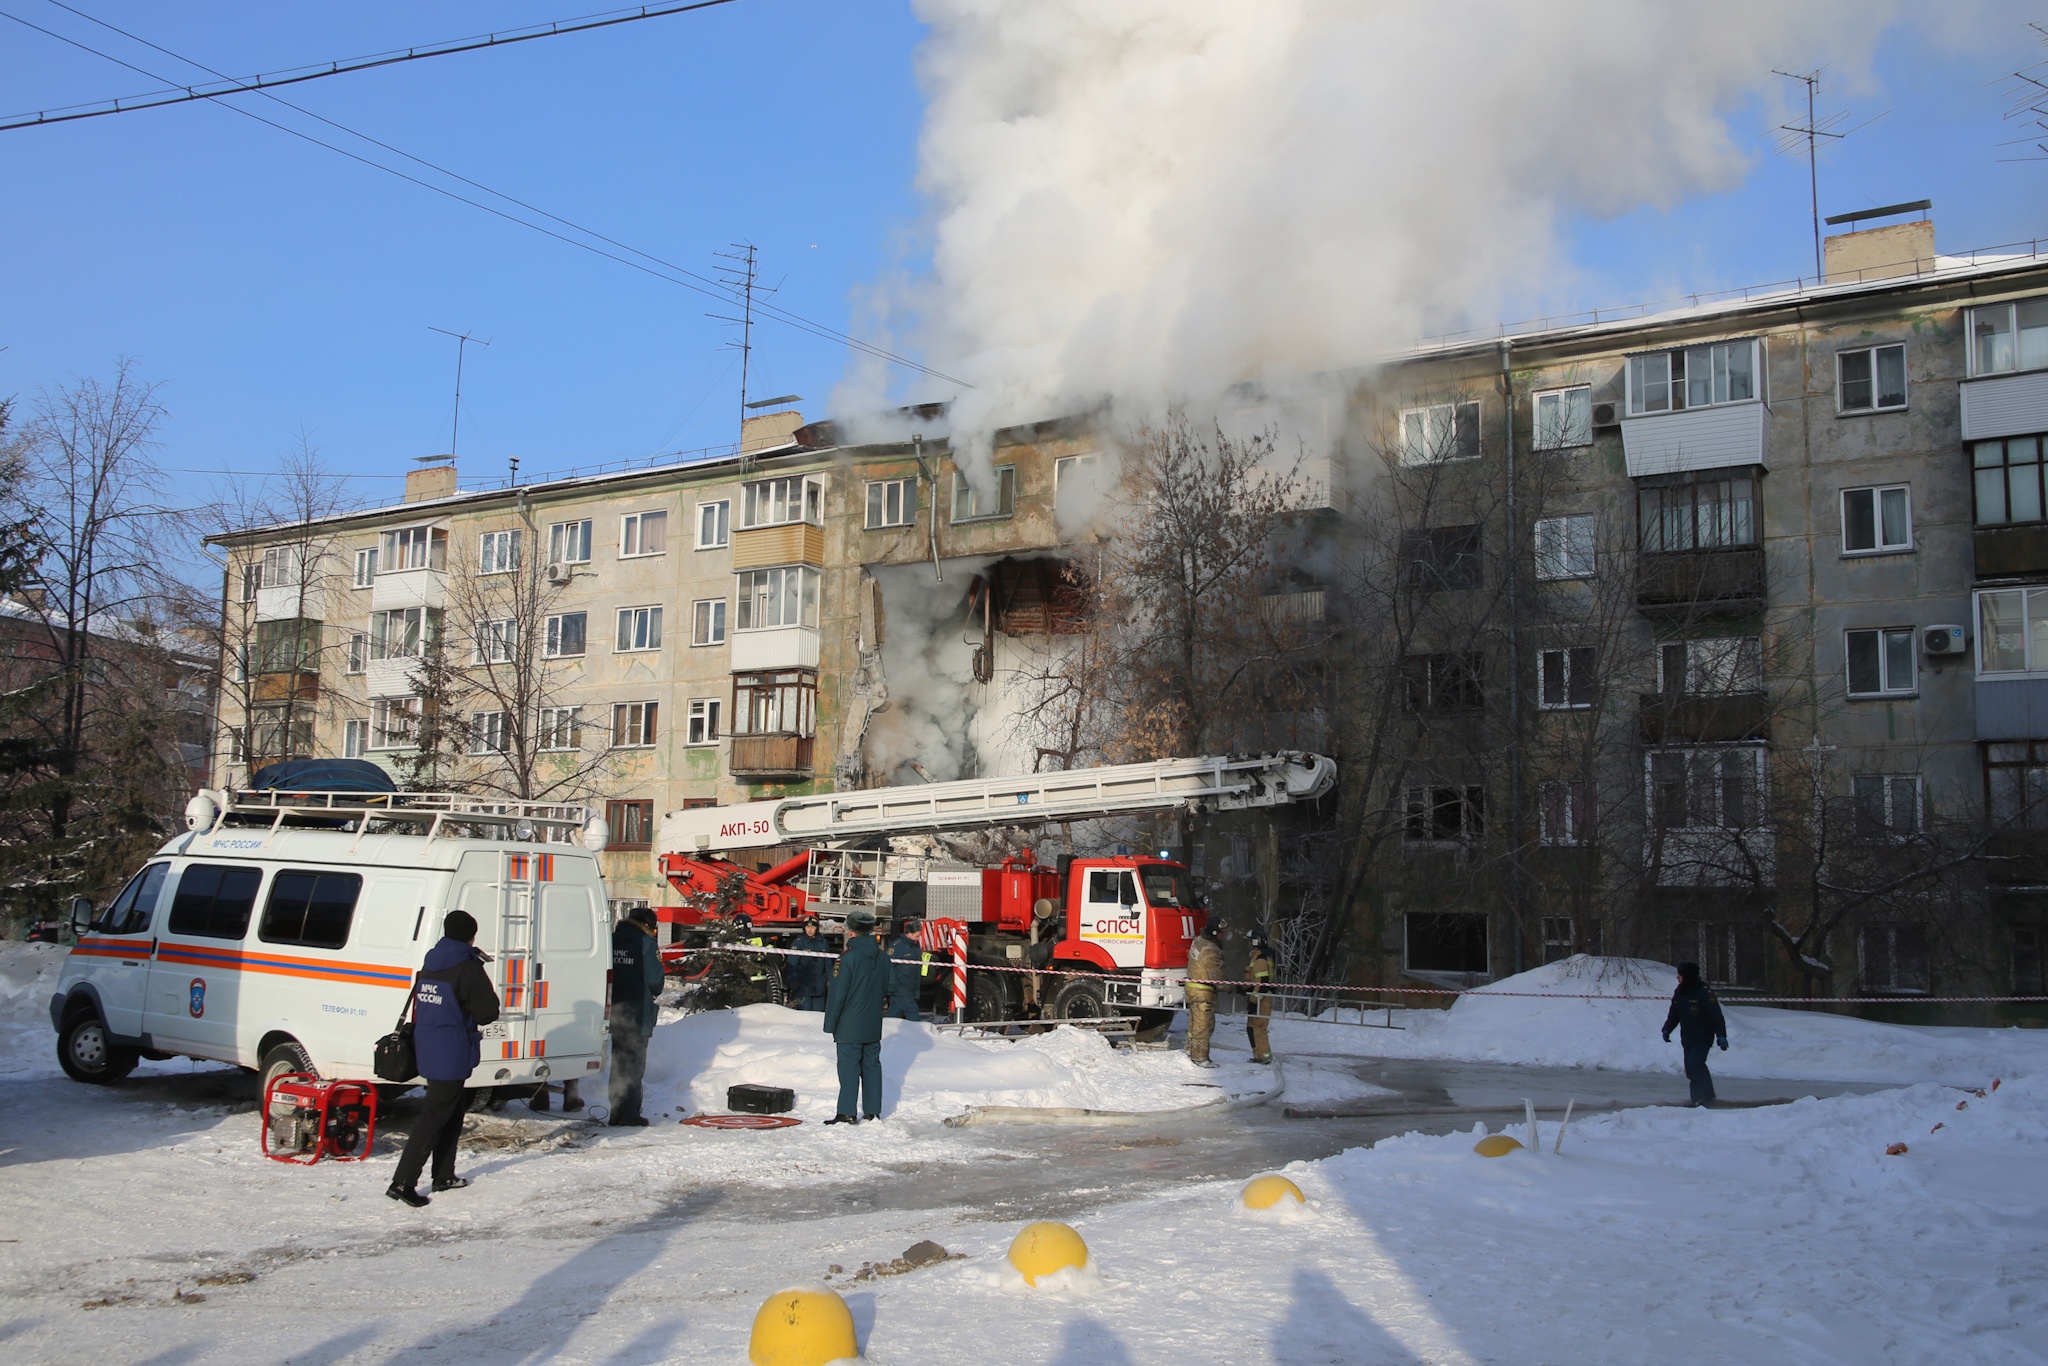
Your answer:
(493, 850), (549, 1065)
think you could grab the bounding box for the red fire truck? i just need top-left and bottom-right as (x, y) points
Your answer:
(652, 753), (1335, 1026)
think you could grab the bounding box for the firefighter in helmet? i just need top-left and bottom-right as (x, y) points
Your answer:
(1245, 930), (1276, 1064)
(1184, 913), (1223, 1069)
(885, 918), (926, 1021)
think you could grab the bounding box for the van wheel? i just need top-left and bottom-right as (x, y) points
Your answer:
(259, 1041), (317, 1151)
(58, 1013), (138, 1084)
(1049, 975), (1110, 1021)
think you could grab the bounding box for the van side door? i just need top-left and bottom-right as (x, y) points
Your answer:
(147, 862), (265, 1061)
(535, 877), (606, 1064)
(70, 861), (170, 1038)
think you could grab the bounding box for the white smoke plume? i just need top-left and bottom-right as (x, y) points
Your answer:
(868, 0), (2013, 463)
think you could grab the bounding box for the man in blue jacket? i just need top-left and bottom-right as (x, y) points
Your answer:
(885, 919), (925, 1021)
(786, 915), (831, 1012)
(822, 908), (888, 1123)
(388, 910), (500, 1208)
(1661, 960), (1730, 1107)
(609, 906), (665, 1126)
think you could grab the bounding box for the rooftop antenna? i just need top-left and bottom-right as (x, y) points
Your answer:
(427, 326), (491, 460)
(1772, 68), (1887, 281)
(1994, 23), (2048, 164)
(709, 243), (783, 457)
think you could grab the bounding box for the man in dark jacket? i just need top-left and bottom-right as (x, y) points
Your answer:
(1662, 960), (1729, 1106)
(388, 910), (500, 1208)
(822, 908), (888, 1123)
(786, 916), (832, 1011)
(884, 919), (925, 1022)
(608, 906), (665, 1126)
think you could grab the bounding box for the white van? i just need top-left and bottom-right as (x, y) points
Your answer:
(49, 788), (614, 1097)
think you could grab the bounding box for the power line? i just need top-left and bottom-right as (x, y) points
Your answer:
(0, 0), (740, 133)
(6, 3), (970, 389)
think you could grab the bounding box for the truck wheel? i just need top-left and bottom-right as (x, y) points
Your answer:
(259, 1040), (316, 1093)
(1049, 974), (1110, 1021)
(966, 972), (1008, 1024)
(58, 1013), (138, 1084)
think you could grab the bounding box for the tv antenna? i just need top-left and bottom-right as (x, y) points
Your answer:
(1994, 23), (2048, 164)
(708, 243), (783, 439)
(427, 326), (490, 459)
(1772, 68), (1887, 281)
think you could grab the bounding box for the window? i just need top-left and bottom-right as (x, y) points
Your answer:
(1842, 485), (1911, 553)
(1838, 344), (1907, 413)
(696, 500), (731, 549)
(473, 617), (516, 665)
(615, 606), (663, 652)
(1977, 587), (2048, 675)
(1399, 401), (1481, 465)
(478, 529), (522, 575)
(1985, 741), (2048, 827)
(741, 476), (824, 530)
(343, 718), (366, 758)
(606, 800), (654, 850)
(1538, 780), (1592, 847)
(381, 525), (447, 572)
(1658, 637), (1762, 694)
(1854, 774), (1922, 841)
(611, 701), (658, 748)
(735, 566), (821, 631)
(1971, 435), (2047, 527)
(1401, 525), (1483, 591)
(1403, 785), (1484, 841)
(682, 797), (719, 811)
(167, 864), (264, 940)
(2014, 927), (2044, 996)
(370, 698), (420, 750)
(1671, 921), (1766, 988)
(1534, 514), (1595, 580)
(468, 710), (508, 755)
(1532, 386), (1592, 450)
(687, 698), (722, 746)
(1054, 453), (1105, 522)
(1649, 747), (1763, 829)
(353, 547), (377, 588)
(1405, 911), (1488, 973)
(1403, 653), (1483, 713)
(1542, 915), (1602, 963)
(732, 670), (817, 736)
(258, 871), (362, 950)
(98, 862), (169, 935)
(538, 706), (581, 751)
(1968, 298), (2048, 376)
(1626, 338), (1758, 416)
(254, 543), (304, 591)
(619, 510), (668, 557)
(692, 598), (727, 646)
(548, 519), (592, 565)
(254, 618), (319, 674)
(543, 611), (586, 659)
(346, 632), (367, 675)
(247, 705), (314, 762)
(1859, 924), (1930, 993)
(1539, 647), (1596, 709)
(951, 465), (1017, 522)
(1846, 627), (1916, 697)
(369, 607), (439, 660)
(865, 477), (916, 529)
(1638, 470), (1758, 552)
(241, 562), (259, 603)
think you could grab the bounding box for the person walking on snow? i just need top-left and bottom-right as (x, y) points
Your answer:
(387, 910), (500, 1208)
(885, 919), (925, 1022)
(787, 915), (832, 1012)
(607, 906), (664, 1126)
(1185, 922), (1223, 1068)
(1662, 960), (1728, 1107)
(823, 908), (888, 1123)
(1245, 932), (1276, 1065)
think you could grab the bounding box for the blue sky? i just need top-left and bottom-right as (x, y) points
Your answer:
(0, 3), (2038, 518)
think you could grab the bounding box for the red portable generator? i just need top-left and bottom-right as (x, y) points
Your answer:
(261, 1073), (379, 1165)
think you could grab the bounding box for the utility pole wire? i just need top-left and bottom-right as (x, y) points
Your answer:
(0, 0), (740, 133)
(5, 3), (972, 390)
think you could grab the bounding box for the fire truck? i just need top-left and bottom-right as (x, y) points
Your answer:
(653, 752), (1335, 1027)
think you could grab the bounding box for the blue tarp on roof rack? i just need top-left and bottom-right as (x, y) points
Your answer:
(247, 759), (396, 794)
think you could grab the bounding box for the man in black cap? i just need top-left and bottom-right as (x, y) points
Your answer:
(608, 905), (664, 1126)
(1661, 960), (1729, 1107)
(387, 910), (499, 1207)
(787, 914), (832, 1012)
(822, 908), (888, 1123)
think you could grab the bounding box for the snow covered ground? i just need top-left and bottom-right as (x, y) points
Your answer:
(1272, 955), (2048, 1086)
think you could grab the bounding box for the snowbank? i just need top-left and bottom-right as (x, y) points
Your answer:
(0, 941), (68, 1078)
(1270, 956), (2048, 1085)
(644, 1003), (1273, 1120)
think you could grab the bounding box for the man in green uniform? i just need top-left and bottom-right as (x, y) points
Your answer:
(823, 908), (888, 1122)
(1185, 922), (1222, 1069)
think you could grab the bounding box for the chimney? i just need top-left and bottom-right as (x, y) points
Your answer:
(740, 396), (804, 456)
(405, 460), (457, 503)
(1823, 201), (1935, 285)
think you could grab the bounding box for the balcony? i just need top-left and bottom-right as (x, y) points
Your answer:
(1638, 690), (1770, 744)
(1986, 830), (2048, 886)
(731, 522), (824, 571)
(365, 656), (423, 699)
(251, 671), (320, 705)
(370, 568), (447, 611)
(1620, 402), (1766, 478)
(1636, 548), (1764, 615)
(728, 734), (814, 779)
(731, 625), (820, 671)
(1974, 525), (2048, 579)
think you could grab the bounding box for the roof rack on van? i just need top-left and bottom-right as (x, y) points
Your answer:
(187, 788), (605, 851)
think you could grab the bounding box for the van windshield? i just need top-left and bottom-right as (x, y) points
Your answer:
(1139, 867), (1187, 908)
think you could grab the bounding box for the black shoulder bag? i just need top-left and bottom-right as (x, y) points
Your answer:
(373, 972), (423, 1083)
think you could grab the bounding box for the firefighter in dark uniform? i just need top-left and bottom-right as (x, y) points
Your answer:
(1245, 931), (1276, 1064)
(1662, 960), (1729, 1106)
(608, 906), (664, 1126)
(787, 915), (832, 1012)
(885, 919), (926, 1021)
(823, 908), (888, 1122)
(387, 910), (500, 1207)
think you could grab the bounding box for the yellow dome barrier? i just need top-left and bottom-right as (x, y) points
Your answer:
(1474, 1134), (1524, 1158)
(1241, 1174), (1305, 1209)
(1007, 1220), (1089, 1285)
(748, 1285), (859, 1365)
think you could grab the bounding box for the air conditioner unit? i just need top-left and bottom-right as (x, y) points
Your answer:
(1589, 400), (1623, 429)
(1923, 625), (1967, 657)
(546, 562), (573, 585)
